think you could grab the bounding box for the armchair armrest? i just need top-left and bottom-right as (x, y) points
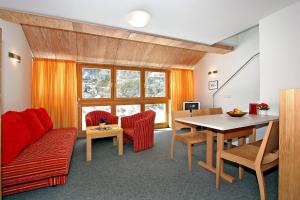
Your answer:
(133, 117), (155, 138)
(85, 115), (93, 127)
(121, 112), (144, 129)
(108, 115), (119, 124)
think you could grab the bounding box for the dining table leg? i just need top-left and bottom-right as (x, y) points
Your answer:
(198, 130), (235, 184)
(198, 130), (214, 173)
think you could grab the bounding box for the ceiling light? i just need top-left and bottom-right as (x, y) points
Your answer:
(127, 10), (151, 28)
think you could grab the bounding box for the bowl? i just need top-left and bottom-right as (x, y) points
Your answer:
(226, 111), (247, 117)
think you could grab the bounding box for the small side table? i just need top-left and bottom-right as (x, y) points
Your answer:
(86, 124), (123, 161)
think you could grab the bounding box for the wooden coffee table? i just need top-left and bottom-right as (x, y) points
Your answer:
(86, 124), (123, 161)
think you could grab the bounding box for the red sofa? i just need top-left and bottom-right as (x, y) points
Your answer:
(121, 110), (156, 152)
(1, 108), (77, 196)
(85, 110), (118, 126)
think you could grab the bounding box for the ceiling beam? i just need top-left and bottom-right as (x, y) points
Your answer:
(0, 9), (233, 54)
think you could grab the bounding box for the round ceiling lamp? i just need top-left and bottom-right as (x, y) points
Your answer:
(127, 10), (151, 28)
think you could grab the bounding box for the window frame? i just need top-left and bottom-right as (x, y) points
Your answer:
(77, 63), (170, 136)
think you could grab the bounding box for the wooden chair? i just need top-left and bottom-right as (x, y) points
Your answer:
(216, 121), (279, 200)
(192, 108), (210, 116)
(209, 107), (223, 115)
(170, 110), (207, 171)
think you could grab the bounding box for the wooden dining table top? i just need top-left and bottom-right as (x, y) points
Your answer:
(175, 114), (279, 131)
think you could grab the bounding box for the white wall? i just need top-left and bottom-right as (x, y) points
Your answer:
(0, 19), (32, 112)
(259, 1), (300, 115)
(194, 26), (260, 112)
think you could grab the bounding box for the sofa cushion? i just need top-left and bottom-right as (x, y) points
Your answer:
(20, 109), (46, 144)
(2, 128), (77, 187)
(34, 108), (53, 131)
(1, 112), (31, 165)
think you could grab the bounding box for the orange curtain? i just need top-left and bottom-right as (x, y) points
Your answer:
(171, 69), (194, 111)
(32, 58), (77, 128)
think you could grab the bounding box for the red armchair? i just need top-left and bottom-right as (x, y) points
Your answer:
(85, 111), (118, 127)
(121, 110), (156, 152)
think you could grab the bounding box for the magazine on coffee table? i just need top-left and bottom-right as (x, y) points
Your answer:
(92, 126), (113, 131)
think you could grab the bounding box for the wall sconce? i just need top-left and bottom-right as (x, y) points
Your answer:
(208, 70), (218, 75)
(8, 52), (21, 63)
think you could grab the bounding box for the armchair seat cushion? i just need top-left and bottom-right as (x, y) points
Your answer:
(123, 128), (134, 139)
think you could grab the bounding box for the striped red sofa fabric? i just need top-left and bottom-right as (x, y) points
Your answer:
(2, 128), (77, 196)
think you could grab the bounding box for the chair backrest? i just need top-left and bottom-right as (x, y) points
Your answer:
(143, 110), (156, 123)
(209, 107), (223, 115)
(255, 121), (279, 165)
(85, 110), (118, 126)
(171, 110), (192, 131)
(192, 108), (210, 117)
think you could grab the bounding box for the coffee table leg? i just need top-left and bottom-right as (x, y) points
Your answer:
(118, 133), (123, 156)
(113, 137), (117, 147)
(86, 136), (92, 161)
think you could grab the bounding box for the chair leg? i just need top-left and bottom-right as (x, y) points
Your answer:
(238, 137), (245, 179)
(227, 139), (232, 149)
(170, 134), (176, 160)
(216, 153), (222, 189)
(256, 167), (266, 200)
(187, 144), (192, 172)
(216, 134), (225, 190)
(239, 166), (244, 180)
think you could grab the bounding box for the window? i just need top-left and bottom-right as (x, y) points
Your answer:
(116, 104), (141, 118)
(82, 68), (111, 98)
(78, 65), (169, 135)
(145, 104), (166, 123)
(116, 70), (140, 98)
(81, 106), (111, 130)
(145, 71), (166, 97)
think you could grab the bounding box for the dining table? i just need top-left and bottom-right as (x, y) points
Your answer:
(175, 113), (279, 183)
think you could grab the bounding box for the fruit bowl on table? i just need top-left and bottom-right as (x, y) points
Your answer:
(226, 111), (247, 117)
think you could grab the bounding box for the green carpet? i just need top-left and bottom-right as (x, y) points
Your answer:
(5, 129), (278, 200)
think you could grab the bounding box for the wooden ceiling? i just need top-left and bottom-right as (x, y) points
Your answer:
(22, 25), (205, 68)
(1, 9), (234, 69)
